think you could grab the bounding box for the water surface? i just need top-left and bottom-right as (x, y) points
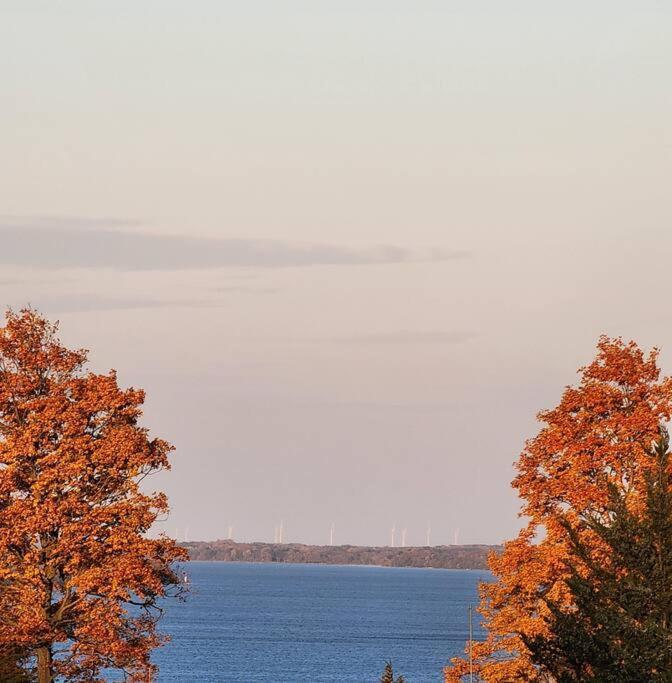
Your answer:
(151, 562), (488, 682)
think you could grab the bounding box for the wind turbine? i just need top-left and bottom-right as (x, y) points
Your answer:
(390, 523), (396, 548)
(329, 522), (335, 546)
(426, 521), (431, 547)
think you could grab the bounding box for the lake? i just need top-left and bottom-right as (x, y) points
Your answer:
(147, 562), (488, 682)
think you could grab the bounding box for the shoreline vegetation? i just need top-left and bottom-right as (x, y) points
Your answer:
(181, 540), (501, 569)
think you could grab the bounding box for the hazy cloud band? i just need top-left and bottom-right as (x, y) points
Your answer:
(327, 331), (477, 345)
(0, 222), (469, 271)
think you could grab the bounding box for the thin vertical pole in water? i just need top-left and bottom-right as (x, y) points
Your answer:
(469, 604), (474, 682)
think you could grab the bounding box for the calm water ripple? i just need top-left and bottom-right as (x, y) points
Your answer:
(129, 562), (488, 682)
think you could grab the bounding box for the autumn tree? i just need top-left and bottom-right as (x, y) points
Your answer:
(445, 337), (672, 682)
(524, 429), (672, 682)
(0, 309), (187, 683)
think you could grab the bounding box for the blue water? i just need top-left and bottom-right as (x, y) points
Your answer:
(143, 562), (488, 682)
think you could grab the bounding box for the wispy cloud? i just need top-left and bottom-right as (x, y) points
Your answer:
(326, 331), (477, 344)
(8, 295), (223, 315)
(0, 276), (77, 288)
(0, 218), (470, 271)
(212, 286), (280, 294)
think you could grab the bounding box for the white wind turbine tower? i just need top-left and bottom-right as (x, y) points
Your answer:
(227, 525), (234, 541)
(453, 528), (460, 546)
(279, 520), (284, 544)
(390, 523), (396, 548)
(426, 521), (431, 547)
(329, 522), (335, 546)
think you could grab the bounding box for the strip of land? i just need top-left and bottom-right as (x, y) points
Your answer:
(181, 540), (501, 569)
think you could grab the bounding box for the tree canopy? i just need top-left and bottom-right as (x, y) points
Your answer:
(445, 337), (672, 681)
(524, 429), (672, 682)
(0, 309), (187, 682)
(380, 661), (406, 683)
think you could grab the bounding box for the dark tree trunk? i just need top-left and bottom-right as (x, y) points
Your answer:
(36, 647), (52, 683)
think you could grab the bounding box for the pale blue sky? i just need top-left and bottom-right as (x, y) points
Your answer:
(0, 2), (671, 545)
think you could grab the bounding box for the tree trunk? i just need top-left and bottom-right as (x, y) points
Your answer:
(36, 646), (52, 683)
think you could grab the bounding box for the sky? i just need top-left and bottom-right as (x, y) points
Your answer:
(0, 1), (671, 546)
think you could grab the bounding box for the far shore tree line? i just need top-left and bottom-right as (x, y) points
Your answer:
(183, 538), (497, 569)
(3, 309), (672, 681)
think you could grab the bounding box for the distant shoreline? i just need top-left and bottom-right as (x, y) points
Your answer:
(180, 540), (501, 570)
(185, 560), (493, 572)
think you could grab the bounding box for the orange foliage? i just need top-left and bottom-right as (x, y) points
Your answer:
(445, 337), (672, 682)
(0, 310), (187, 682)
